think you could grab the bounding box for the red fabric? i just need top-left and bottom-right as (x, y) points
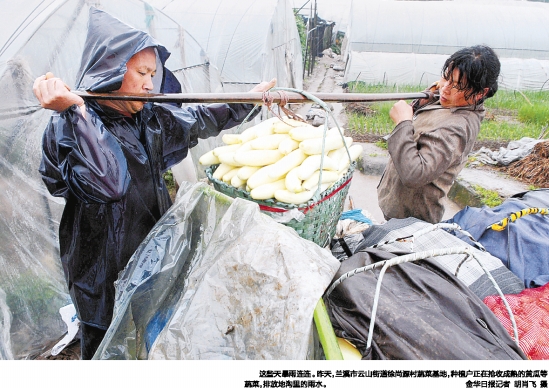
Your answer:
(484, 282), (549, 360)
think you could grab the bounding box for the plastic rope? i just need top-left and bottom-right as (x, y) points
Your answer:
(262, 90), (306, 124)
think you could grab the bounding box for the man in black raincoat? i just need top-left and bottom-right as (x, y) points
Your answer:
(33, 8), (275, 359)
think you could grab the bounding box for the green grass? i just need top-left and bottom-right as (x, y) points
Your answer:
(477, 120), (540, 141)
(345, 82), (549, 142)
(347, 105), (393, 136)
(294, 11), (307, 56)
(472, 185), (503, 207)
(375, 139), (388, 149)
(518, 104), (549, 126)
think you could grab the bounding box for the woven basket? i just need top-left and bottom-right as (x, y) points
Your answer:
(206, 162), (355, 247)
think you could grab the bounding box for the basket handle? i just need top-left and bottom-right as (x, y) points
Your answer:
(235, 103), (261, 134)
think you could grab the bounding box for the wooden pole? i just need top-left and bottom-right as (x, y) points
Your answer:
(72, 90), (429, 104)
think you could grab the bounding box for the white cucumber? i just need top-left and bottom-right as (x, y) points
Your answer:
(237, 141), (253, 153)
(212, 163), (235, 180)
(289, 125), (325, 141)
(338, 160), (351, 175)
(222, 133), (242, 145)
(299, 136), (353, 155)
(268, 149), (307, 180)
(297, 154), (338, 181)
(272, 118), (307, 133)
(233, 150), (284, 167)
(327, 146), (347, 164)
(237, 165), (261, 180)
(278, 137), (300, 155)
(239, 117), (278, 143)
(239, 126), (258, 143)
(274, 189), (315, 205)
(337, 144), (364, 172)
(247, 165), (279, 189)
(348, 144), (364, 161)
(249, 134), (289, 150)
(302, 170), (340, 191)
(328, 126), (344, 137)
(198, 150), (220, 166)
(250, 179), (287, 200)
(212, 144), (241, 157)
(218, 152), (243, 167)
(231, 173), (246, 188)
(284, 167), (303, 193)
(254, 124), (275, 138)
(222, 167), (240, 184)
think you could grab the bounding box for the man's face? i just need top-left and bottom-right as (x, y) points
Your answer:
(116, 47), (157, 114)
(438, 68), (485, 108)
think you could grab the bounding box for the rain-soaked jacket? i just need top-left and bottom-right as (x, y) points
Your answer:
(377, 93), (484, 224)
(38, 8), (258, 329)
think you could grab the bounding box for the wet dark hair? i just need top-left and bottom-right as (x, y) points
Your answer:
(442, 45), (501, 104)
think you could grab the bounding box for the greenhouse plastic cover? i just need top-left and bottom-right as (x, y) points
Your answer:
(0, 0), (232, 360)
(93, 182), (340, 360)
(148, 0), (304, 93)
(342, 0), (549, 90)
(146, 0), (306, 184)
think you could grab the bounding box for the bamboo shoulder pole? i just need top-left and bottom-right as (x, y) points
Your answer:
(73, 90), (429, 104)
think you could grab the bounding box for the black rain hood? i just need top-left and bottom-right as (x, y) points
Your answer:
(75, 7), (178, 94)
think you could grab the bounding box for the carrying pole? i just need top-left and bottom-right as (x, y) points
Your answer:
(73, 90), (429, 104)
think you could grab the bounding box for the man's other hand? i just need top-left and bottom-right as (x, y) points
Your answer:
(249, 78), (277, 93)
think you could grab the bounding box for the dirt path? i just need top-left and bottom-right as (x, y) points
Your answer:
(295, 51), (348, 129)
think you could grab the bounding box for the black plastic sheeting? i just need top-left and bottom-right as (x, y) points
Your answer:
(325, 247), (527, 360)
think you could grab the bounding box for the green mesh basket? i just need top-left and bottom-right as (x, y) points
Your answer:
(205, 162), (355, 247)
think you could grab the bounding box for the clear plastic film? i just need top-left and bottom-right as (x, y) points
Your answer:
(342, 0), (549, 91)
(148, 0), (303, 93)
(148, 0), (305, 183)
(94, 182), (340, 360)
(0, 0), (224, 359)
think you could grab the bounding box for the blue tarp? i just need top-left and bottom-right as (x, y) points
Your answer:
(445, 189), (549, 288)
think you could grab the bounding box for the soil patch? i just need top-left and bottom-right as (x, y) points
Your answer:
(31, 337), (81, 360)
(484, 108), (522, 125)
(346, 132), (385, 143)
(344, 102), (376, 116)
